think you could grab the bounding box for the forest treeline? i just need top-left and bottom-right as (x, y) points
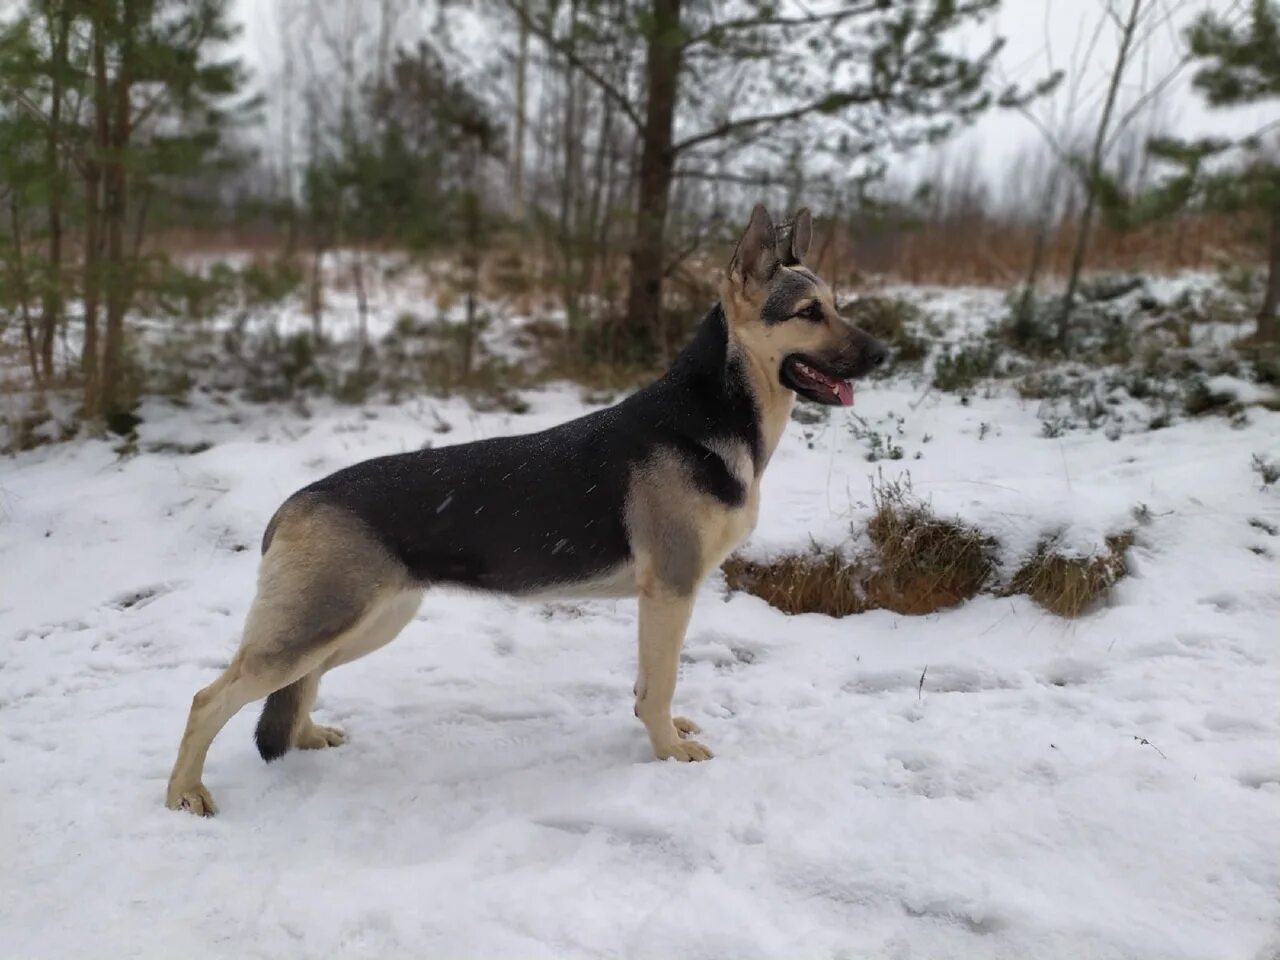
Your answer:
(1, 0), (1277, 421)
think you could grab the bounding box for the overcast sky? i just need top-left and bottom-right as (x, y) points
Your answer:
(955, 0), (1271, 177)
(232, 0), (1271, 186)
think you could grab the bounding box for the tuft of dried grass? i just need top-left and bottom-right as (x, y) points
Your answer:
(722, 475), (995, 618)
(1008, 532), (1134, 617)
(723, 475), (1137, 620)
(721, 549), (870, 618)
(864, 477), (996, 614)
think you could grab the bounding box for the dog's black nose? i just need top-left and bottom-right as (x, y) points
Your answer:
(867, 339), (889, 368)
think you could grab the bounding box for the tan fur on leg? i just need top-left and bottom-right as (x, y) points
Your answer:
(165, 655), (287, 815)
(287, 670), (346, 750)
(634, 576), (711, 761)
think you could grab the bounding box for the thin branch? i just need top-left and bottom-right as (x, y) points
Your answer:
(680, 3), (882, 51)
(672, 89), (876, 155)
(673, 167), (782, 187)
(8, 92), (89, 175)
(496, 0), (643, 132)
(1101, 54), (1189, 155)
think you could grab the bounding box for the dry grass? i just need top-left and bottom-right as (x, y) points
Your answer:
(811, 212), (1263, 287)
(146, 207), (1263, 305)
(721, 549), (871, 618)
(1007, 532), (1134, 617)
(723, 476), (1135, 620)
(722, 476), (995, 618)
(863, 479), (997, 614)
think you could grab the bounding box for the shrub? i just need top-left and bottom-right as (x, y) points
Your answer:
(842, 296), (930, 368)
(932, 341), (1001, 392)
(1183, 378), (1240, 417)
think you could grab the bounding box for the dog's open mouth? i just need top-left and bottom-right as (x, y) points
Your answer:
(781, 356), (854, 407)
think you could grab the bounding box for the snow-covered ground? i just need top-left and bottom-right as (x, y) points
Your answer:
(3, 311), (1280, 958)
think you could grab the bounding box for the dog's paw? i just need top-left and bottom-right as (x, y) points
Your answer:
(166, 782), (217, 817)
(673, 716), (701, 738)
(295, 723), (346, 750)
(656, 738), (714, 762)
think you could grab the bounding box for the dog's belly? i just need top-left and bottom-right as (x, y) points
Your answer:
(519, 563), (638, 600)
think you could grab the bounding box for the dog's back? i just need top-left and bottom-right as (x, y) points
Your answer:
(278, 306), (759, 597)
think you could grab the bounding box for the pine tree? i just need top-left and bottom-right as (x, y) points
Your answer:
(0, 0), (251, 417)
(508, 0), (1056, 361)
(1124, 1), (1280, 341)
(88, 0), (253, 418)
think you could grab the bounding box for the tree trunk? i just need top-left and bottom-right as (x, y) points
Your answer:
(461, 166), (481, 382)
(101, 0), (135, 419)
(581, 95), (614, 307)
(353, 249), (368, 355)
(1014, 166), (1062, 343)
(512, 0), (528, 219)
(1059, 0), (1143, 348)
(557, 0), (581, 327)
(82, 5), (109, 418)
(39, 0), (71, 383)
(9, 193), (40, 383)
(1258, 206), (1280, 342)
(623, 0), (681, 361)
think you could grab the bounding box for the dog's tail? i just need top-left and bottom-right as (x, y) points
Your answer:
(254, 679), (306, 762)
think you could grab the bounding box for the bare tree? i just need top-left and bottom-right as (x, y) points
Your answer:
(511, 0), (529, 219)
(1058, 0), (1146, 342)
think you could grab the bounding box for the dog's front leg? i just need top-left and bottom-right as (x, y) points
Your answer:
(635, 582), (712, 761)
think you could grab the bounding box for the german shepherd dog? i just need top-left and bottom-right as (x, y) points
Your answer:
(166, 205), (887, 815)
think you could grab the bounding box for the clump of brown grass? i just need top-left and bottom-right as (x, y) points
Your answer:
(1008, 532), (1134, 617)
(722, 474), (1139, 619)
(864, 476), (996, 614)
(722, 475), (995, 618)
(722, 548), (871, 618)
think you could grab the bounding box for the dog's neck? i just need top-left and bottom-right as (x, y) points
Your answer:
(732, 335), (788, 473)
(726, 321), (794, 470)
(670, 305), (793, 476)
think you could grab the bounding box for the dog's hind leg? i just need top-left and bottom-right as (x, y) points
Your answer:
(260, 588), (424, 755)
(165, 498), (414, 816)
(165, 653), (286, 816)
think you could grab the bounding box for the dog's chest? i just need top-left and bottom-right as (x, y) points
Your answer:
(702, 440), (765, 564)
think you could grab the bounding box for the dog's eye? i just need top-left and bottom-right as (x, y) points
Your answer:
(795, 302), (824, 322)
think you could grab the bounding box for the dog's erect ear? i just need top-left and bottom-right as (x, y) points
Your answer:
(729, 204), (778, 287)
(788, 208), (808, 264)
(783, 208), (812, 265)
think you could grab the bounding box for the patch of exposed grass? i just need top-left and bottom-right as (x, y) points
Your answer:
(723, 478), (1138, 620)
(722, 548), (871, 618)
(864, 476), (996, 614)
(1008, 532), (1134, 617)
(722, 476), (994, 618)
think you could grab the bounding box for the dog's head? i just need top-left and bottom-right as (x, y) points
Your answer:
(720, 204), (887, 406)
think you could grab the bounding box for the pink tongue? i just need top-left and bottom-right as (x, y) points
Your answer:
(836, 381), (854, 406)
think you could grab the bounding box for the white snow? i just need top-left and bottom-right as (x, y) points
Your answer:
(3, 333), (1280, 958)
